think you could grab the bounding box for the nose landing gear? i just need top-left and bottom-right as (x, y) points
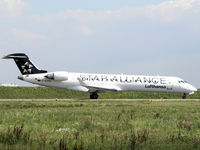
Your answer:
(90, 93), (99, 99)
(182, 93), (186, 99)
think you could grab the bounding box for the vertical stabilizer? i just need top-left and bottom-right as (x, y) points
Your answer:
(3, 53), (47, 75)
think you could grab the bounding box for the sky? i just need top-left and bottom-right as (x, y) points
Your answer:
(0, 0), (200, 87)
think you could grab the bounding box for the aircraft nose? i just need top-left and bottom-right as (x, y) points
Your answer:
(186, 84), (197, 93)
(191, 86), (197, 92)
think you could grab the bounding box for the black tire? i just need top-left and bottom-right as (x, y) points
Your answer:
(90, 94), (94, 99)
(90, 93), (98, 99)
(93, 94), (98, 99)
(182, 93), (186, 99)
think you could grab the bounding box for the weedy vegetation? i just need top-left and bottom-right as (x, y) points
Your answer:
(0, 86), (199, 99)
(0, 101), (200, 149)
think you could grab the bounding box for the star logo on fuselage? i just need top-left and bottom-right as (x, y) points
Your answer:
(21, 62), (33, 73)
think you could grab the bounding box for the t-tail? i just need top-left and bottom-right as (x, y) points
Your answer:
(3, 53), (47, 75)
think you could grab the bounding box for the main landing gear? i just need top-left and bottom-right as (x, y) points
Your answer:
(90, 93), (99, 99)
(182, 93), (186, 99)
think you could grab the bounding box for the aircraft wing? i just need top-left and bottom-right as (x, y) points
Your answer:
(77, 78), (121, 93)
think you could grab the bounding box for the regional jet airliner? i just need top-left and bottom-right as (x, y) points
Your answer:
(3, 53), (197, 99)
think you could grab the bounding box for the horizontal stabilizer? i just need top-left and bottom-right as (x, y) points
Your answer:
(3, 53), (28, 59)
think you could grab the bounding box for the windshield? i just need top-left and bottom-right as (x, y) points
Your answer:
(178, 80), (187, 83)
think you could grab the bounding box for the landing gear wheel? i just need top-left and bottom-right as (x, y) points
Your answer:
(90, 93), (99, 99)
(182, 93), (186, 99)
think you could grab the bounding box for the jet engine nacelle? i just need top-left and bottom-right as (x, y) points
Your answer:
(45, 72), (68, 81)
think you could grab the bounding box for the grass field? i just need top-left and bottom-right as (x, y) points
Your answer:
(0, 101), (200, 149)
(0, 86), (200, 99)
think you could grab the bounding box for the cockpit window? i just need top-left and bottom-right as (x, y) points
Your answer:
(178, 80), (187, 83)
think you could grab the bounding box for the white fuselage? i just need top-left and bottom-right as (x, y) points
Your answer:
(18, 71), (197, 94)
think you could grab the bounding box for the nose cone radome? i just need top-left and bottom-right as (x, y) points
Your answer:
(192, 86), (197, 92)
(187, 84), (197, 94)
